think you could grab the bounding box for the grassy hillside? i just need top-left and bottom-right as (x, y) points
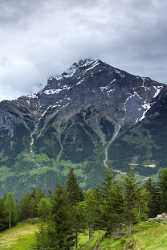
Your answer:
(0, 221), (39, 250)
(79, 221), (167, 250)
(1, 220), (167, 250)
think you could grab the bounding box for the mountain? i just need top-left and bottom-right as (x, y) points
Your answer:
(0, 58), (166, 195)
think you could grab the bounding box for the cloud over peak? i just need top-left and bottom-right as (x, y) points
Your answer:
(0, 0), (167, 100)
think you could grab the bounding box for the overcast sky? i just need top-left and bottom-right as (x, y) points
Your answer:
(0, 0), (167, 100)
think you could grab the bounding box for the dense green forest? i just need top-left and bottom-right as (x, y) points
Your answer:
(0, 152), (106, 196)
(1, 167), (167, 249)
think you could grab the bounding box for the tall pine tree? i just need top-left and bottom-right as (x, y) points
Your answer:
(145, 178), (160, 218)
(66, 168), (83, 205)
(36, 186), (76, 250)
(83, 188), (100, 239)
(159, 168), (167, 212)
(19, 189), (44, 220)
(98, 170), (124, 235)
(38, 197), (52, 221)
(123, 169), (148, 235)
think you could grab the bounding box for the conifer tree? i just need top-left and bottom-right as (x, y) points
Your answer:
(19, 189), (44, 220)
(36, 186), (75, 250)
(38, 197), (52, 221)
(72, 203), (86, 248)
(159, 168), (167, 212)
(123, 170), (138, 234)
(83, 188), (100, 239)
(123, 169), (148, 235)
(98, 170), (124, 234)
(35, 223), (50, 250)
(145, 178), (160, 218)
(50, 186), (76, 250)
(66, 168), (83, 205)
(0, 198), (8, 231)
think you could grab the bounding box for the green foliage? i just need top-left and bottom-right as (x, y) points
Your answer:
(0, 198), (8, 231)
(97, 170), (124, 234)
(2, 166), (167, 250)
(145, 178), (161, 217)
(35, 224), (50, 250)
(38, 197), (52, 221)
(19, 189), (44, 220)
(66, 168), (83, 205)
(36, 186), (76, 250)
(4, 193), (17, 228)
(123, 238), (138, 250)
(3, 220), (167, 250)
(49, 186), (76, 249)
(0, 222), (38, 250)
(123, 169), (148, 234)
(159, 168), (167, 212)
(0, 153), (94, 196)
(81, 189), (100, 239)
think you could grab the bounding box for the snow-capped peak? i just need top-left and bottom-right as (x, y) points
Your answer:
(77, 58), (100, 67)
(62, 58), (100, 76)
(48, 58), (101, 82)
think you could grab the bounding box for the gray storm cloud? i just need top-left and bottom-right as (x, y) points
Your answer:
(0, 0), (167, 100)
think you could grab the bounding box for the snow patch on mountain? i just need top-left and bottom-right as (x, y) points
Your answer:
(43, 85), (71, 95)
(153, 86), (163, 98)
(138, 102), (151, 121)
(85, 60), (100, 72)
(76, 79), (84, 86)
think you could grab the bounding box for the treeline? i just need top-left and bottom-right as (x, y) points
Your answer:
(1, 168), (167, 249)
(34, 168), (167, 250)
(0, 188), (45, 231)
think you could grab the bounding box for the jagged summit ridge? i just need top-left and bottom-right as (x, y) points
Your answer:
(41, 58), (162, 95)
(37, 59), (164, 125)
(48, 58), (101, 80)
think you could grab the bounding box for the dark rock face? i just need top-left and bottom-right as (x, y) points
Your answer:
(0, 100), (35, 163)
(111, 86), (167, 175)
(0, 58), (166, 175)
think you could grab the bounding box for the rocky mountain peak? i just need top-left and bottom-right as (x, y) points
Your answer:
(45, 58), (101, 88)
(0, 59), (166, 193)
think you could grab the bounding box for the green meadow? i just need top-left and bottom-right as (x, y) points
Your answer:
(1, 220), (167, 250)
